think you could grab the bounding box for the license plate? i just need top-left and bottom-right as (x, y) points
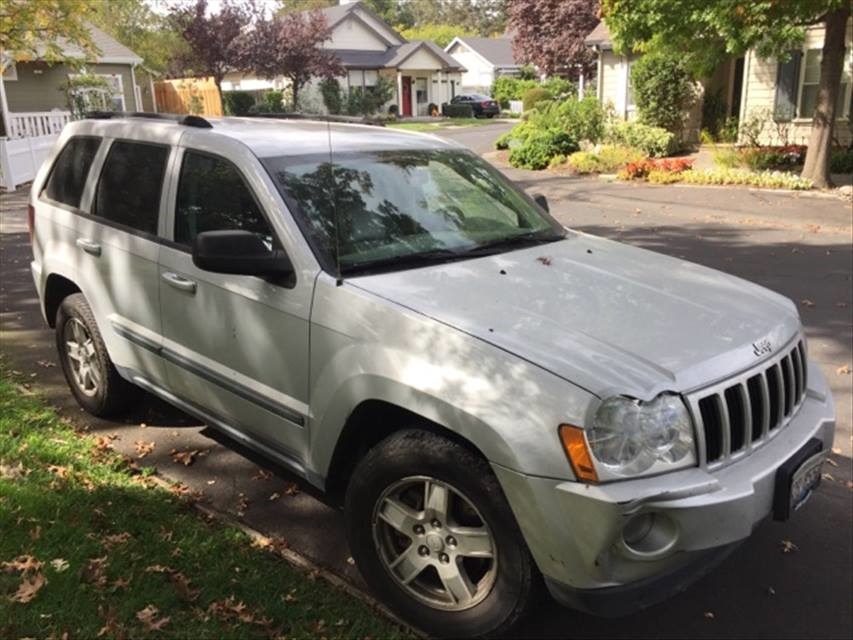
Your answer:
(773, 438), (824, 521)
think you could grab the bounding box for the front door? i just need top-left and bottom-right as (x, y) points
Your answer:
(158, 148), (312, 468)
(402, 76), (412, 116)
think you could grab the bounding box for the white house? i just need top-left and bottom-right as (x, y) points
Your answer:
(223, 1), (465, 116)
(444, 36), (522, 95)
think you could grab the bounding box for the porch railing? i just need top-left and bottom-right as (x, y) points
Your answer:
(6, 111), (72, 139)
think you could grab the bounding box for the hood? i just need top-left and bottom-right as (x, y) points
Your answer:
(350, 233), (801, 399)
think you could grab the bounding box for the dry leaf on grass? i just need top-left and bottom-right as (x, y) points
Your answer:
(136, 605), (170, 632)
(50, 559), (69, 573)
(3, 555), (44, 574)
(46, 464), (69, 479)
(171, 572), (200, 602)
(102, 532), (132, 548)
(10, 572), (46, 603)
(82, 556), (109, 588)
(135, 441), (155, 458)
(0, 461), (27, 480)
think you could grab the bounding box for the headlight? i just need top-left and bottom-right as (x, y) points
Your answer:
(562, 394), (696, 482)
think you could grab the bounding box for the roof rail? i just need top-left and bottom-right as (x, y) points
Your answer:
(245, 112), (386, 127)
(83, 111), (213, 129)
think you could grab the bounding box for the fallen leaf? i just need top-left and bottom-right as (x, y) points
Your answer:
(50, 559), (69, 573)
(36, 359), (56, 368)
(135, 441), (155, 458)
(102, 532), (131, 548)
(836, 365), (851, 375)
(780, 539), (799, 553)
(3, 555), (44, 574)
(136, 605), (170, 632)
(46, 464), (69, 479)
(283, 482), (300, 496)
(0, 461), (27, 480)
(82, 556), (109, 588)
(826, 457), (838, 467)
(144, 564), (175, 574)
(10, 572), (46, 603)
(800, 299), (815, 308)
(170, 449), (200, 466)
(268, 492), (281, 501)
(252, 469), (273, 481)
(171, 572), (200, 602)
(806, 224), (821, 233)
(29, 525), (41, 541)
(767, 586), (776, 596)
(536, 256), (553, 266)
(703, 611), (715, 619)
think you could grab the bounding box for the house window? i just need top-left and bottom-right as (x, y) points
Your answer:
(347, 69), (378, 90)
(68, 73), (126, 112)
(797, 48), (851, 119)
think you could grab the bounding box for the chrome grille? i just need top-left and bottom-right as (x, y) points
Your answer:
(687, 339), (808, 468)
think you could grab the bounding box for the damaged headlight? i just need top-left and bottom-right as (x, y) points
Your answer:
(586, 393), (697, 480)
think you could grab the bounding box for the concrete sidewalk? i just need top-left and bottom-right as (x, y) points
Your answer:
(2, 171), (851, 638)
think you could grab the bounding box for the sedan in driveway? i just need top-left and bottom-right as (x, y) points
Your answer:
(451, 93), (500, 117)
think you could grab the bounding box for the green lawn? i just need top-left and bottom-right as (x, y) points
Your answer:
(0, 374), (410, 639)
(387, 117), (505, 132)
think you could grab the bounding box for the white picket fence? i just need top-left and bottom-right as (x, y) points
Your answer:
(1, 111), (70, 191)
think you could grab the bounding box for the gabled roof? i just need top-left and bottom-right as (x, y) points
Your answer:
(333, 41), (464, 71)
(446, 37), (520, 68)
(314, 1), (405, 45)
(584, 21), (613, 49)
(22, 23), (144, 64)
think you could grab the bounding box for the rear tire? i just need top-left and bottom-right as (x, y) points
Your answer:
(345, 429), (537, 638)
(55, 293), (138, 417)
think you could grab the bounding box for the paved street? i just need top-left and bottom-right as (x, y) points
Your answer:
(1, 127), (851, 638)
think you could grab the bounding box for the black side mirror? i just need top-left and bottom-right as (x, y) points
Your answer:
(192, 230), (293, 277)
(532, 193), (550, 212)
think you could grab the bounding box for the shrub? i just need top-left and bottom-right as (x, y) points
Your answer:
(680, 168), (813, 190)
(701, 88), (728, 140)
(740, 107), (771, 147)
(522, 87), (553, 112)
(605, 121), (677, 157)
(320, 78), (343, 114)
(342, 77), (395, 116)
(548, 153), (568, 168)
(388, 104), (399, 116)
(567, 145), (645, 174)
(492, 76), (539, 108)
(647, 169), (683, 184)
(495, 130), (514, 150)
(712, 146), (742, 169)
(522, 96), (605, 144)
(631, 52), (696, 134)
(830, 148), (853, 173)
(740, 145), (806, 171)
(508, 129), (578, 170)
(442, 102), (474, 118)
(223, 91), (255, 116)
(541, 77), (575, 98)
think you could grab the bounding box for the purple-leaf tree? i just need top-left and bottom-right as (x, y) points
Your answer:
(241, 9), (342, 110)
(508, 0), (600, 77)
(170, 0), (251, 95)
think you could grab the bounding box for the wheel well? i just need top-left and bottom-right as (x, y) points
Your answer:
(324, 400), (486, 505)
(44, 275), (80, 328)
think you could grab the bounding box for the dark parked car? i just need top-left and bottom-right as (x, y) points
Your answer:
(451, 93), (500, 117)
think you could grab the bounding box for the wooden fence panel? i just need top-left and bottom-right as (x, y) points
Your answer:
(153, 77), (222, 116)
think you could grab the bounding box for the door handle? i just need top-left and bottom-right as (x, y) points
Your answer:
(76, 238), (101, 256)
(161, 272), (197, 294)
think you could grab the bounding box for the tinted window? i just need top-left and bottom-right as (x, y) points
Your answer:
(94, 141), (168, 234)
(175, 151), (272, 246)
(43, 137), (101, 208)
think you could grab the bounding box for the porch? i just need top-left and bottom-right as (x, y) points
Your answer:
(384, 69), (462, 117)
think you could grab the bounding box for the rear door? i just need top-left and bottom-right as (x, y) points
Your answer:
(74, 135), (173, 385)
(157, 142), (315, 469)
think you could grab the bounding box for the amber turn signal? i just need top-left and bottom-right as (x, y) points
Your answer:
(559, 424), (599, 483)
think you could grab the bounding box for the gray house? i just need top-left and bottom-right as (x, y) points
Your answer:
(445, 37), (523, 95)
(0, 24), (148, 189)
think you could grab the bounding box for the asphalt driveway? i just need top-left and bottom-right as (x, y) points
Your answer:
(1, 140), (851, 638)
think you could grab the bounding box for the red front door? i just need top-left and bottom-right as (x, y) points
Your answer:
(402, 76), (412, 116)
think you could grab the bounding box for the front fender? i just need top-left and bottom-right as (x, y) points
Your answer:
(307, 275), (596, 481)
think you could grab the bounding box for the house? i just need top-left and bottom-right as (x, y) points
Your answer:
(222, 0), (465, 117)
(0, 23), (150, 189)
(444, 36), (522, 95)
(585, 19), (852, 146)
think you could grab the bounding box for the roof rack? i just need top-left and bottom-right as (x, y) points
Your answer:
(245, 112), (386, 127)
(83, 111), (213, 129)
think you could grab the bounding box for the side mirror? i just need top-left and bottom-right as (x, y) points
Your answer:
(532, 193), (550, 212)
(192, 230), (293, 277)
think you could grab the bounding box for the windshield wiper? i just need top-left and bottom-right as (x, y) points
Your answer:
(459, 229), (565, 257)
(341, 248), (467, 276)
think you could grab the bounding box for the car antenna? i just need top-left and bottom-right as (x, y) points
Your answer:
(327, 120), (344, 286)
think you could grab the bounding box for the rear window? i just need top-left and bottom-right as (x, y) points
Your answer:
(43, 137), (101, 208)
(93, 141), (169, 235)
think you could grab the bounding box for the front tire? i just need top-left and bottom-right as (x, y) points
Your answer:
(345, 430), (537, 638)
(55, 293), (138, 417)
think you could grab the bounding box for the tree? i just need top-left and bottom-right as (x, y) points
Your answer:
(631, 52), (697, 134)
(399, 23), (476, 48)
(507, 0), (599, 77)
(242, 10), (342, 109)
(602, 0), (852, 188)
(0, 0), (97, 70)
(89, 0), (184, 72)
(395, 0), (507, 36)
(170, 0), (251, 95)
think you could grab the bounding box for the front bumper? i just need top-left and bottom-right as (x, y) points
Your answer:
(493, 363), (835, 613)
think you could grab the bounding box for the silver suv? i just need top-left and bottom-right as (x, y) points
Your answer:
(29, 113), (834, 637)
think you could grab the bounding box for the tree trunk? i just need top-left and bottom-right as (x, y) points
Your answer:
(291, 78), (300, 112)
(800, 6), (850, 188)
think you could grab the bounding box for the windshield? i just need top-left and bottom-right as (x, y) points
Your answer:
(262, 149), (565, 276)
